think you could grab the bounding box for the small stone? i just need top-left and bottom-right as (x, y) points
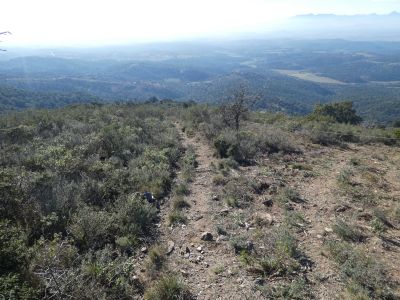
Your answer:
(316, 234), (323, 239)
(358, 212), (373, 221)
(212, 195), (219, 201)
(194, 215), (203, 221)
(217, 235), (229, 242)
(324, 227), (333, 233)
(180, 270), (189, 277)
(167, 241), (175, 255)
(141, 246), (148, 253)
(335, 205), (348, 213)
(184, 253), (190, 259)
(201, 232), (213, 241)
(246, 240), (254, 251)
(245, 222), (251, 230)
(259, 213), (274, 226)
(197, 256), (204, 262)
(197, 246), (203, 252)
(220, 208), (230, 215)
(262, 199), (273, 207)
(180, 245), (190, 255)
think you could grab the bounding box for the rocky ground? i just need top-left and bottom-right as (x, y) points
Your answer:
(138, 124), (400, 299)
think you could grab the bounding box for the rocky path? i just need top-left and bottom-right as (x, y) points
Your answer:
(158, 123), (258, 300)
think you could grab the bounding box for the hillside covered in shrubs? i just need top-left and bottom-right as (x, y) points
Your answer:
(1, 101), (400, 299)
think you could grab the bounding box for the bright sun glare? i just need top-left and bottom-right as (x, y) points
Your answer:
(1, 0), (399, 46)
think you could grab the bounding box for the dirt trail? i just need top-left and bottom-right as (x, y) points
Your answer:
(158, 123), (259, 300)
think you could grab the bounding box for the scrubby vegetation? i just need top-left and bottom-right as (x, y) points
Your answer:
(1, 99), (400, 299)
(0, 103), (183, 298)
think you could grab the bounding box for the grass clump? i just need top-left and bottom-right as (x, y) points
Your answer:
(230, 236), (249, 254)
(168, 210), (187, 226)
(144, 275), (192, 300)
(222, 177), (253, 208)
(238, 227), (301, 278)
(172, 196), (190, 210)
(326, 240), (395, 299)
(337, 168), (355, 187)
(259, 277), (312, 300)
(174, 182), (190, 196)
(333, 219), (364, 242)
(180, 146), (197, 183)
(394, 207), (400, 224)
(212, 174), (227, 186)
(291, 163), (313, 171)
(284, 211), (308, 232)
(277, 187), (303, 209)
(147, 245), (166, 271)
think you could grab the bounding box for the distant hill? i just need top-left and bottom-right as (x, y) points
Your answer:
(0, 85), (102, 112)
(1, 39), (400, 123)
(283, 12), (400, 41)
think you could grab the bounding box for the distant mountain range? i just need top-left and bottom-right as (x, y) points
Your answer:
(267, 12), (400, 41)
(293, 11), (400, 19)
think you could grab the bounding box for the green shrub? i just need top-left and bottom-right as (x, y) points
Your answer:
(0, 221), (28, 274)
(114, 195), (158, 240)
(393, 129), (400, 139)
(309, 101), (362, 125)
(69, 206), (114, 250)
(0, 222), (39, 299)
(147, 245), (166, 271)
(0, 273), (40, 300)
(259, 128), (299, 154)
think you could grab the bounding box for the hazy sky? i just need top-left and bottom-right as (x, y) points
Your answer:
(1, 0), (399, 46)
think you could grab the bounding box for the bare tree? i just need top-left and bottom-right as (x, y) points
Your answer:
(219, 85), (258, 133)
(0, 31), (11, 51)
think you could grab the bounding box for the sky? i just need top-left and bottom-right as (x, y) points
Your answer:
(0, 0), (399, 47)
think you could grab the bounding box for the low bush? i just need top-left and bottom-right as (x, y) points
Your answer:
(326, 240), (394, 299)
(144, 275), (192, 300)
(333, 219), (365, 242)
(222, 177), (253, 208)
(277, 187), (304, 209)
(174, 182), (190, 196)
(259, 277), (311, 300)
(168, 210), (187, 226)
(172, 196), (191, 210)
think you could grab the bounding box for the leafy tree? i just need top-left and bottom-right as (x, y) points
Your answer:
(310, 101), (362, 125)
